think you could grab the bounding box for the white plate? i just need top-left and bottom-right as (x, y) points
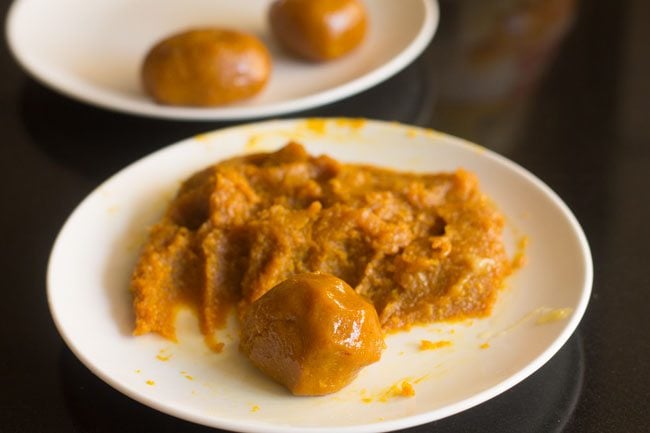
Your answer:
(47, 118), (592, 432)
(6, 0), (438, 120)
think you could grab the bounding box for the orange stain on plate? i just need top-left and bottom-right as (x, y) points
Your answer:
(536, 307), (573, 324)
(379, 380), (415, 402)
(334, 117), (366, 129)
(511, 236), (529, 271)
(193, 132), (213, 143)
(305, 118), (327, 134)
(414, 375), (429, 384)
(156, 348), (172, 361)
(362, 380), (416, 403)
(245, 134), (263, 152)
(419, 339), (453, 351)
(304, 118), (366, 135)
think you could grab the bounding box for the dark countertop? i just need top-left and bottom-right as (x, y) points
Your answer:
(1, 0), (649, 432)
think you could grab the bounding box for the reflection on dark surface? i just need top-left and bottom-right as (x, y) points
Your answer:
(431, 0), (577, 152)
(18, 81), (229, 183)
(19, 50), (435, 183)
(58, 333), (583, 433)
(425, 334), (585, 433)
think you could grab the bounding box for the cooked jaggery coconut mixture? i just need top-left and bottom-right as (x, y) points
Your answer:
(130, 142), (512, 394)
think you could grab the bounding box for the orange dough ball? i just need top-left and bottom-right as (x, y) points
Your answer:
(239, 273), (384, 395)
(269, 0), (368, 61)
(141, 28), (271, 106)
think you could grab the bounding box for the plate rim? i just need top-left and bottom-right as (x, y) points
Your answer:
(6, 0), (439, 121)
(46, 118), (593, 432)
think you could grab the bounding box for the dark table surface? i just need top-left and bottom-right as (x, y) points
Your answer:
(2, 0), (649, 432)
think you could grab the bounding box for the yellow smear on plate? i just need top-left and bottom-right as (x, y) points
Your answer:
(406, 128), (419, 138)
(536, 307), (573, 324)
(193, 132), (213, 143)
(305, 118), (327, 135)
(334, 117), (366, 129)
(245, 134), (263, 152)
(511, 236), (528, 271)
(362, 380), (416, 403)
(414, 375), (429, 384)
(156, 349), (172, 362)
(480, 306), (574, 341)
(379, 380), (415, 402)
(304, 118), (366, 136)
(145, 380), (155, 386)
(419, 340), (452, 351)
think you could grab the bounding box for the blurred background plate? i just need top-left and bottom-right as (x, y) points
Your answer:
(6, 0), (438, 120)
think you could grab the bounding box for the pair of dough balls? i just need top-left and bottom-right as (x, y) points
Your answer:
(142, 0), (368, 107)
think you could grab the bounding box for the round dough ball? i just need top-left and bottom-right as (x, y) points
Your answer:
(239, 273), (384, 395)
(141, 28), (271, 106)
(269, 0), (368, 62)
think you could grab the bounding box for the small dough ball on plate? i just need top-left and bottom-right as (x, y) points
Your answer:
(239, 273), (384, 396)
(141, 28), (271, 106)
(269, 0), (368, 61)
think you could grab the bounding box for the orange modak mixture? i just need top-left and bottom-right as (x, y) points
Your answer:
(130, 142), (512, 394)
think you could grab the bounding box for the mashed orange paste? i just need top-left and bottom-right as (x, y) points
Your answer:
(130, 142), (511, 343)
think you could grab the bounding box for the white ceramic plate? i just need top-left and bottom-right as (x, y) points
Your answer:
(47, 118), (592, 432)
(6, 0), (438, 120)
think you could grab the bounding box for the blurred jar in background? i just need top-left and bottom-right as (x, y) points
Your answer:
(431, 0), (577, 151)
